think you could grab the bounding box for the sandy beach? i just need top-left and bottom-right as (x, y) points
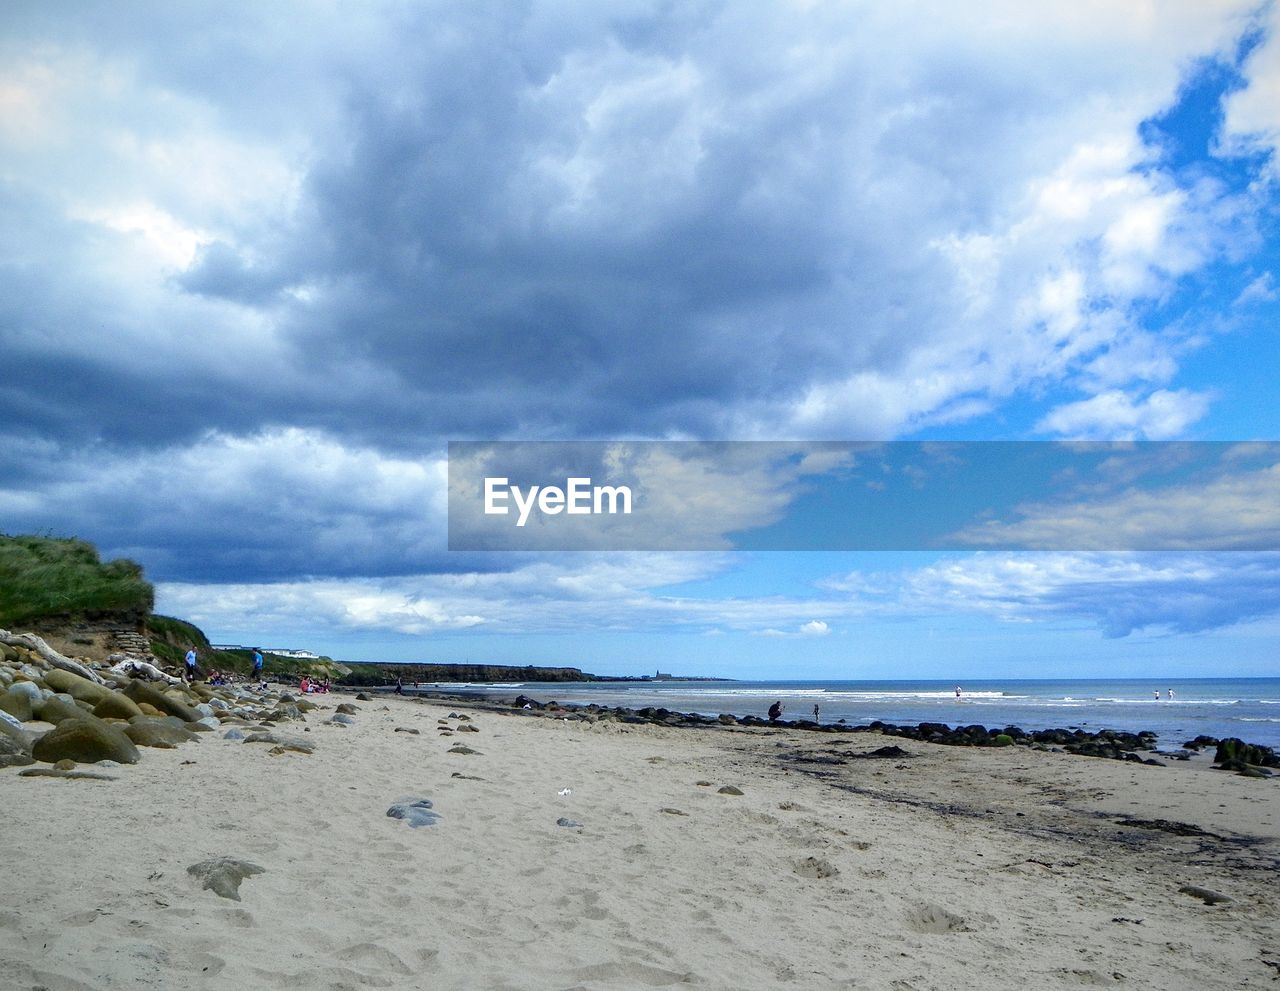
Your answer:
(1, 688), (1277, 990)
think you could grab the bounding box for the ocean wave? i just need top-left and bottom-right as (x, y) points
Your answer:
(669, 688), (1014, 700)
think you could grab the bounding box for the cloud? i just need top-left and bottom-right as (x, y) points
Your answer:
(0, 427), (451, 581)
(1221, 5), (1280, 175)
(0, 0), (1267, 466)
(827, 551), (1280, 638)
(1034, 389), (1214, 439)
(159, 548), (1280, 646)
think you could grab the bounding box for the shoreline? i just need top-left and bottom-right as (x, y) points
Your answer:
(356, 685), (1276, 772)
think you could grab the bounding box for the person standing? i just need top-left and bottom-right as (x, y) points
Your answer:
(252, 648), (264, 685)
(184, 647), (198, 683)
(812, 703), (820, 722)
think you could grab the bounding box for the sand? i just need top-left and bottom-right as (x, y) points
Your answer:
(1, 693), (1277, 990)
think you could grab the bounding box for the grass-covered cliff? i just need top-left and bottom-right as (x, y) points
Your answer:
(0, 534), (153, 628)
(0, 534), (345, 681)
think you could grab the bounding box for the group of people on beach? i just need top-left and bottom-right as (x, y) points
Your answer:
(298, 677), (331, 693)
(183, 646), (266, 688)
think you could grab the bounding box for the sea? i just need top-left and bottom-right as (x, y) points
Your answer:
(406, 678), (1280, 751)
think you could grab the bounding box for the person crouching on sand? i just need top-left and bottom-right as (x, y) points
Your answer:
(768, 700), (783, 722)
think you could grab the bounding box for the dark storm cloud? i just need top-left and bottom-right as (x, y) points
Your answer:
(0, 1), (1270, 586)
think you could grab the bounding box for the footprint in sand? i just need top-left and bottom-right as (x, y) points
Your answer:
(904, 903), (974, 934)
(61, 909), (103, 927)
(218, 907), (256, 928)
(335, 941), (414, 976)
(192, 952), (225, 977)
(573, 961), (697, 986)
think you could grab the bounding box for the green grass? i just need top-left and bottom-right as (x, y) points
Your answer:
(0, 533), (154, 628)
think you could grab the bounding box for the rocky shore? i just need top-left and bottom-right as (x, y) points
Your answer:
(0, 629), (327, 772)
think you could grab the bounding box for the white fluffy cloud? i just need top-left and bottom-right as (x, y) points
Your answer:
(1034, 388), (1216, 439)
(1221, 5), (1280, 174)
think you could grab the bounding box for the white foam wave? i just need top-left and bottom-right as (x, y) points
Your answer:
(674, 688), (1013, 701)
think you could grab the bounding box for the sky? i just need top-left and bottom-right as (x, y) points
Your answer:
(2, 1), (1279, 679)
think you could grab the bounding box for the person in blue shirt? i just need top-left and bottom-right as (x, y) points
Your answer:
(184, 647), (198, 683)
(252, 648), (264, 684)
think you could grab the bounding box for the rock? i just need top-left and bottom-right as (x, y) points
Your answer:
(264, 704), (304, 722)
(330, 713), (356, 726)
(35, 695), (87, 725)
(717, 785), (744, 796)
(32, 717), (140, 765)
(53, 758), (76, 770)
(1213, 737), (1279, 769)
(386, 798), (441, 828)
(448, 744), (481, 755)
(42, 669), (111, 705)
(187, 857), (265, 901)
(0, 709), (30, 741)
(122, 681), (200, 722)
(243, 732), (314, 754)
(1178, 885), (1232, 905)
(794, 857), (839, 879)
(556, 817), (584, 828)
(993, 734), (1015, 747)
(394, 727), (420, 735)
(126, 719), (200, 748)
(659, 807), (689, 816)
(0, 686), (35, 722)
(860, 745), (910, 759)
(0, 731), (34, 768)
(91, 691), (145, 721)
(7, 680), (43, 703)
(223, 728), (247, 740)
(355, 692), (372, 701)
(195, 716), (221, 731)
(18, 767), (117, 780)
(335, 703), (359, 715)
(193, 703), (216, 718)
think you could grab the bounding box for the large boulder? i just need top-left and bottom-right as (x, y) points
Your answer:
(125, 718), (200, 748)
(35, 695), (90, 725)
(42, 669), (111, 706)
(1214, 738), (1279, 769)
(122, 681), (201, 722)
(92, 691), (145, 721)
(32, 717), (140, 764)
